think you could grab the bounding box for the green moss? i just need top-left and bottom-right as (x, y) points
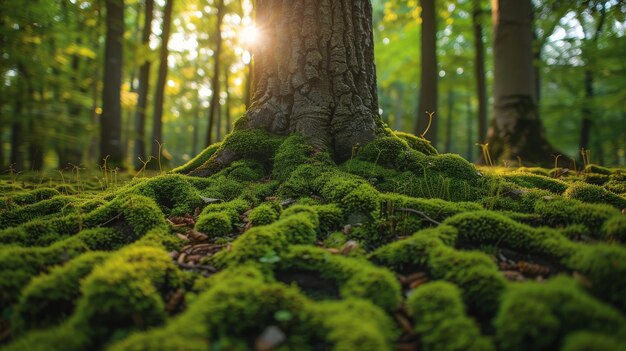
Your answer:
(585, 164), (613, 175)
(12, 252), (110, 333)
(564, 182), (626, 209)
(171, 142), (221, 174)
(129, 174), (204, 216)
(0, 196), (74, 228)
(274, 245), (401, 311)
(248, 202), (280, 226)
(394, 131), (438, 155)
(214, 159), (266, 182)
(194, 199), (248, 237)
(604, 179), (626, 194)
(494, 276), (625, 351)
(0, 188), (60, 208)
(534, 197), (618, 236)
(517, 167), (551, 176)
(407, 281), (494, 351)
(108, 267), (395, 351)
(560, 332), (626, 351)
(323, 232), (348, 248)
(503, 172), (568, 194)
(272, 134), (321, 181)
(603, 215), (626, 243)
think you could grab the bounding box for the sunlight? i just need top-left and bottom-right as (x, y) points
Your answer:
(239, 24), (260, 47)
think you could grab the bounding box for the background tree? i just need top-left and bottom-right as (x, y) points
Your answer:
(100, 0), (125, 167)
(415, 0), (438, 145)
(485, 0), (556, 165)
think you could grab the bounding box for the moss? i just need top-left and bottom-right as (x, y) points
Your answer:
(407, 281), (494, 351)
(585, 164), (613, 175)
(0, 196), (74, 228)
(494, 276), (625, 351)
(109, 267), (395, 351)
(564, 182), (626, 209)
(394, 131), (438, 155)
(517, 167), (551, 177)
(248, 202), (280, 226)
(194, 199), (248, 237)
(583, 173), (610, 186)
(273, 245), (401, 311)
(171, 142), (221, 174)
(0, 188), (60, 208)
(534, 197), (618, 236)
(604, 179), (626, 194)
(427, 153), (480, 181)
(129, 174), (204, 216)
(272, 134), (320, 181)
(603, 215), (626, 243)
(214, 159), (266, 182)
(323, 232), (348, 248)
(560, 332), (626, 351)
(503, 172), (568, 194)
(12, 252), (110, 333)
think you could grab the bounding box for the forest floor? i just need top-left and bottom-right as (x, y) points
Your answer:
(1, 130), (626, 351)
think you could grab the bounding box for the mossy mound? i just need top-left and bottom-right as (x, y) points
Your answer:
(1, 131), (625, 350)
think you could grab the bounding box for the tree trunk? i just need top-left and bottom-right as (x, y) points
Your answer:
(395, 84), (404, 130)
(485, 0), (556, 166)
(150, 0), (174, 167)
(192, 90), (200, 156)
(444, 90), (455, 153)
(578, 4), (606, 155)
(10, 119), (24, 172)
(191, 0), (383, 175)
(100, 0), (125, 167)
(415, 0), (438, 146)
(206, 0), (225, 147)
(466, 94), (473, 161)
(472, 0), (488, 144)
(134, 0), (154, 170)
(225, 65), (232, 134)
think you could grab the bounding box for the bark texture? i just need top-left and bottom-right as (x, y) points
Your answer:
(472, 0), (488, 144)
(415, 0), (438, 145)
(227, 0), (383, 162)
(100, 0), (125, 167)
(150, 0), (174, 167)
(133, 0), (154, 170)
(486, 0), (556, 166)
(206, 0), (225, 147)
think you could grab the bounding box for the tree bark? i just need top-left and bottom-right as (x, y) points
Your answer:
(133, 0), (154, 170)
(10, 119), (24, 171)
(225, 65), (232, 134)
(578, 3), (606, 154)
(150, 0), (174, 167)
(472, 0), (488, 144)
(395, 84), (404, 131)
(206, 0), (225, 147)
(191, 0), (384, 175)
(415, 0), (438, 146)
(100, 0), (125, 167)
(485, 0), (556, 166)
(466, 94), (473, 161)
(444, 90), (454, 153)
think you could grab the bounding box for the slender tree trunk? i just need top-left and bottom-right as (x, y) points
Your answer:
(395, 84), (404, 130)
(0, 113), (4, 169)
(192, 91), (200, 156)
(206, 0), (225, 147)
(150, 0), (174, 166)
(225, 65), (232, 134)
(216, 93), (223, 141)
(28, 89), (45, 171)
(133, 0), (154, 169)
(10, 118), (24, 171)
(472, 0), (488, 143)
(578, 4), (606, 154)
(415, 0), (438, 145)
(244, 60), (252, 109)
(190, 0), (384, 175)
(485, 0), (556, 165)
(466, 94), (473, 161)
(444, 90), (455, 153)
(100, 0), (125, 167)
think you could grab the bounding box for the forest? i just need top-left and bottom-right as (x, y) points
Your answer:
(0, 0), (625, 350)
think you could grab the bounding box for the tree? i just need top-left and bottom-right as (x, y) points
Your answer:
(485, 0), (556, 165)
(415, 0), (438, 145)
(189, 0), (383, 176)
(100, 0), (125, 167)
(133, 0), (155, 170)
(472, 0), (488, 144)
(206, 0), (225, 147)
(150, 0), (174, 167)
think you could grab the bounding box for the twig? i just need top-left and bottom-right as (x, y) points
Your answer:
(394, 207), (441, 225)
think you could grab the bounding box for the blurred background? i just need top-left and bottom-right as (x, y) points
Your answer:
(0, 0), (625, 171)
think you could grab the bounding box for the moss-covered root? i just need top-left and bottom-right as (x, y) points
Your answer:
(563, 182), (626, 210)
(407, 281), (494, 351)
(108, 267), (396, 351)
(494, 276), (626, 351)
(11, 252), (110, 333)
(3, 246), (182, 351)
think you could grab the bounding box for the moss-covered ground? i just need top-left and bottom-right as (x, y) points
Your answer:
(1, 130), (626, 351)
